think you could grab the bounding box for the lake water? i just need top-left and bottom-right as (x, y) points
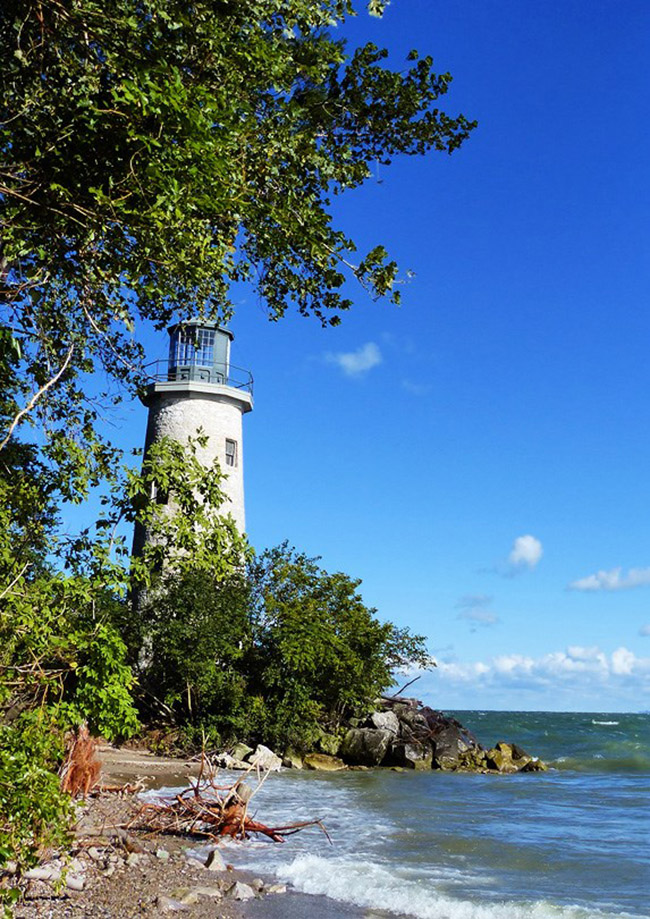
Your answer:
(175, 711), (650, 919)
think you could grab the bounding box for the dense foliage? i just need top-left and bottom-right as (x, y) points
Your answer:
(137, 544), (431, 751)
(1, 0), (469, 894)
(1, 0), (474, 498)
(0, 434), (244, 891)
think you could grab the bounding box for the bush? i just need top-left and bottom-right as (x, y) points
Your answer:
(0, 713), (73, 909)
(138, 543), (431, 752)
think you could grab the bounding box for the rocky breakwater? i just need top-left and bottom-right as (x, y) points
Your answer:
(287, 697), (547, 774)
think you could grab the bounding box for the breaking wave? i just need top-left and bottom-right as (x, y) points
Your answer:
(278, 854), (645, 919)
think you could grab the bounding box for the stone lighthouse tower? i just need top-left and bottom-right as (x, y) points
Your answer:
(133, 320), (253, 554)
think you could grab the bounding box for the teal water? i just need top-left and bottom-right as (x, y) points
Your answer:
(192, 711), (650, 919)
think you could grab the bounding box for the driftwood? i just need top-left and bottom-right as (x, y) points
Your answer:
(59, 724), (101, 798)
(130, 760), (330, 844)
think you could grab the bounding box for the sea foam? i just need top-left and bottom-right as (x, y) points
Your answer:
(278, 854), (644, 919)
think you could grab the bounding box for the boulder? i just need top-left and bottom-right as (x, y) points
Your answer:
(339, 728), (392, 766)
(369, 710), (400, 734)
(397, 708), (430, 737)
(458, 748), (489, 772)
(384, 741), (432, 770)
(303, 753), (346, 771)
(214, 752), (248, 770)
(430, 721), (476, 770)
(231, 742), (254, 762)
(316, 731), (341, 757)
(485, 746), (519, 774)
(282, 750), (303, 769)
(247, 744), (282, 772)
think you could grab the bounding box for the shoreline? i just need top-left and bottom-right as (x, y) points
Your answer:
(14, 744), (369, 919)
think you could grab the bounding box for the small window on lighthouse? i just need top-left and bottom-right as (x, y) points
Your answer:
(225, 439), (237, 467)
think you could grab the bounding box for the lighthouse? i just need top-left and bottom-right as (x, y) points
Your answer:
(133, 320), (253, 556)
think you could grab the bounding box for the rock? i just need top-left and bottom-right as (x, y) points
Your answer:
(250, 878), (265, 891)
(303, 752), (346, 771)
(385, 741), (433, 770)
(282, 750), (303, 769)
(225, 881), (256, 901)
(485, 746), (519, 773)
(126, 852), (142, 867)
(316, 731), (341, 756)
(339, 728), (392, 766)
(267, 883), (288, 894)
(397, 708), (430, 736)
(247, 744), (282, 771)
(204, 848), (226, 871)
(184, 857), (206, 871)
(2, 861), (17, 876)
(231, 742), (254, 761)
(214, 752), (249, 770)
(522, 757), (548, 772)
(458, 748), (489, 771)
(116, 828), (146, 853)
(430, 722), (476, 769)
(370, 710), (400, 734)
(194, 886), (224, 899)
(87, 847), (102, 862)
(66, 874), (85, 891)
(24, 866), (61, 882)
(156, 848), (170, 861)
(157, 895), (188, 912)
(170, 888), (200, 905)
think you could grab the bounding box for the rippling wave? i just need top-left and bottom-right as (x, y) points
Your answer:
(184, 711), (650, 919)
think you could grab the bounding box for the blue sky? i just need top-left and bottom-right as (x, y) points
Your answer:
(97, 1), (650, 711)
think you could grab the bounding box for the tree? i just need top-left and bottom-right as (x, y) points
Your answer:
(1, 0), (475, 487)
(247, 543), (432, 748)
(137, 543), (432, 751)
(0, 433), (245, 885)
(0, 1), (468, 882)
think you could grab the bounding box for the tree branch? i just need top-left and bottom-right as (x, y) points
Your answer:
(0, 343), (75, 452)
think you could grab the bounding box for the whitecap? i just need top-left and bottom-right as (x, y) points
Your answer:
(278, 854), (642, 919)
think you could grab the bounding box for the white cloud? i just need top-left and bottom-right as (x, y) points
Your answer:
(507, 534), (543, 572)
(568, 566), (650, 592)
(407, 645), (650, 710)
(640, 624), (650, 637)
(325, 342), (382, 377)
(433, 645), (650, 691)
(611, 647), (636, 676)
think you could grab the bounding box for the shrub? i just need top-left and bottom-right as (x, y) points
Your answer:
(138, 543), (432, 752)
